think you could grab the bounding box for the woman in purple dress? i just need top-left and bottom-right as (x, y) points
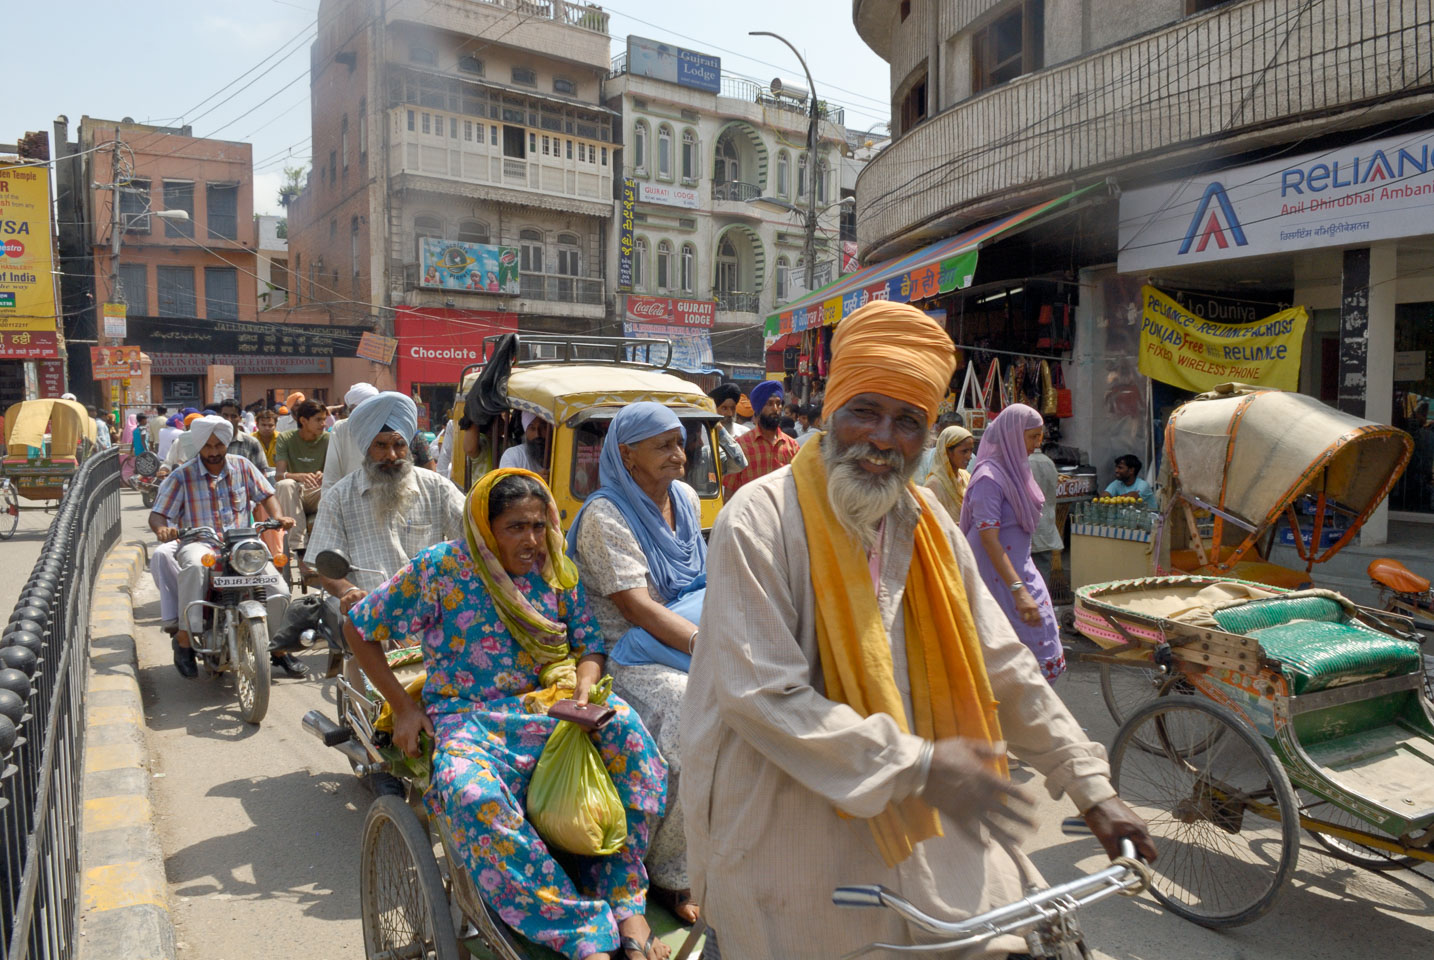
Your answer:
(959, 404), (1065, 681)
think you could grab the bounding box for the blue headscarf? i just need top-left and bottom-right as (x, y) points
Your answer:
(566, 401), (706, 602)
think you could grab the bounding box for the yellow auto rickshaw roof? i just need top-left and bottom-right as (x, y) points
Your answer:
(1165, 385), (1411, 530)
(503, 364), (715, 423)
(4, 399), (97, 452)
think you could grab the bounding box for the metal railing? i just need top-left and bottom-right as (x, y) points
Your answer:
(712, 180), (762, 202)
(1, 448), (122, 960)
(483, 0), (609, 34)
(519, 273), (604, 304)
(715, 291), (761, 313)
(607, 58), (845, 126)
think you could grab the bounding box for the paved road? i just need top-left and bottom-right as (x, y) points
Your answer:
(114, 492), (1434, 960)
(0, 500), (59, 613)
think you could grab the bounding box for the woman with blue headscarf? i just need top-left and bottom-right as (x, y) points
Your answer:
(568, 401), (705, 928)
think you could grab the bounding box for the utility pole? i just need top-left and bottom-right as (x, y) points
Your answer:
(751, 31), (821, 296)
(107, 134), (124, 322)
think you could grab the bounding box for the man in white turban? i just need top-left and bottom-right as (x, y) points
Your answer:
(321, 382), (383, 493)
(148, 415), (299, 679)
(497, 410), (551, 480)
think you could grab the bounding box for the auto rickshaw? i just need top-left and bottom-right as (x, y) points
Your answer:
(1154, 383), (1412, 589)
(1, 398), (98, 503)
(447, 335), (726, 531)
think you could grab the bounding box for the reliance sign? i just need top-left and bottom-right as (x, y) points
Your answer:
(1119, 131), (1434, 272)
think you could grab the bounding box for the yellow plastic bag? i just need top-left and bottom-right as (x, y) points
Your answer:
(526, 676), (627, 857)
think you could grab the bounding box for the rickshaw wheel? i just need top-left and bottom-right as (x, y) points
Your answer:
(361, 795), (461, 960)
(1112, 697), (1300, 927)
(1300, 792), (1419, 872)
(0, 484), (17, 540)
(1098, 668), (1217, 755)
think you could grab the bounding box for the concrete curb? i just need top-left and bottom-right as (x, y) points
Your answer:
(78, 539), (176, 960)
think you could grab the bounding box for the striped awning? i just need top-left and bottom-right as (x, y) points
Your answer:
(763, 183), (1105, 344)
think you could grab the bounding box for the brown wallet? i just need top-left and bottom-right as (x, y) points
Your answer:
(548, 699), (617, 731)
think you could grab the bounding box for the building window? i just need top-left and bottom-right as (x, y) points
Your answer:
(776, 151), (790, 198)
(896, 65), (928, 135)
(512, 67), (537, 87)
(900, 0), (911, 19)
(601, 146), (607, 166)
(633, 237), (647, 290)
(680, 243), (696, 294)
(1186, 0), (1233, 11)
(350, 217), (361, 276)
(451, 117), (458, 139)
(204, 267), (240, 320)
(557, 233), (581, 276)
(776, 255), (790, 301)
(156, 265), (197, 317)
(421, 113), (431, 134)
(162, 181), (194, 237)
(119, 178), (150, 233)
(657, 124), (673, 180)
(715, 236), (738, 298)
(520, 228), (544, 274)
(554, 76), (577, 96)
(797, 154), (808, 198)
(457, 218), (489, 243)
(565, 138), (572, 159)
(714, 131), (740, 187)
(542, 135), (550, 155)
(358, 98), (368, 160)
(458, 54), (484, 75)
(680, 129), (697, 181)
(116, 263), (147, 313)
(341, 114), (350, 170)
(972, 0), (1044, 94)
(414, 215), (442, 254)
(329, 149), (337, 183)
(656, 240), (672, 291)
(206, 183), (239, 240)
(409, 44), (437, 65)
(815, 156), (828, 204)
(502, 125), (525, 158)
(633, 120), (649, 172)
(840, 195), (857, 241)
(407, 109), (415, 131)
(490, 125), (498, 146)
(330, 218), (337, 239)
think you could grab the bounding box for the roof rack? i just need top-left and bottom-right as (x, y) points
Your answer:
(458, 334), (676, 384)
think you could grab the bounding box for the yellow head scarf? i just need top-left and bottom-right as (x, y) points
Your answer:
(932, 424), (974, 515)
(823, 302), (956, 426)
(464, 468), (580, 664)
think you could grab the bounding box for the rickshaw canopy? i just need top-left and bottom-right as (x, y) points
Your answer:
(505, 364), (716, 424)
(3, 399), (97, 454)
(1165, 384), (1411, 533)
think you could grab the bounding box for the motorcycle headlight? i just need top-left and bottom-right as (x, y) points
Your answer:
(229, 540), (270, 576)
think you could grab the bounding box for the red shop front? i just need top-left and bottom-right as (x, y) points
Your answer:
(394, 308), (517, 427)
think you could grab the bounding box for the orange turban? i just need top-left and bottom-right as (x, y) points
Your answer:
(824, 301), (955, 425)
(285, 391), (306, 408)
(183, 412), (202, 429)
(735, 395), (754, 418)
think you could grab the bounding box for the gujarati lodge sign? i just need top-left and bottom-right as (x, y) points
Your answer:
(1139, 286), (1308, 393)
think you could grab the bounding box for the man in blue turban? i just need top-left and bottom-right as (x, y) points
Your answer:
(722, 380), (798, 496)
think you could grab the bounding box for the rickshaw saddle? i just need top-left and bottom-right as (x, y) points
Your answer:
(1368, 558), (1430, 595)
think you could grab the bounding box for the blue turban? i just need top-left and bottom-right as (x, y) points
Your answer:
(346, 391), (418, 453)
(748, 380), (784, 416)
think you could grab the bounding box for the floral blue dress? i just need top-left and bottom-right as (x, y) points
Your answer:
(350, 540), (669, 960)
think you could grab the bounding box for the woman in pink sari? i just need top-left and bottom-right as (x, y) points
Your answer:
(959, 403), (1064, 680)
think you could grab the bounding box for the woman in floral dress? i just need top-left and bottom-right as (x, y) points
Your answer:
(347, 468), (671, 960)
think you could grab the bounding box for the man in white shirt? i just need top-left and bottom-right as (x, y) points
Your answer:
(498, 411), (550, 480)
(320, 382), (381, 493)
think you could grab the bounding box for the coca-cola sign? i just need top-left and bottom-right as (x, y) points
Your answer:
(624, 296), (714, 329)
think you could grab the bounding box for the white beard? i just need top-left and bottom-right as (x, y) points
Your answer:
(365, 457), (418, 522)
(822, 435), (918, 552)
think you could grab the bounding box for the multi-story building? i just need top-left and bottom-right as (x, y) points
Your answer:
(605, 36), (848, 380)
(841, 0), (1434, 551)
(256, 214), (290, 312)
(287, 0), (616, 420)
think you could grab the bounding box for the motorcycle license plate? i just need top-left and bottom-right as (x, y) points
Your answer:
(211, 574), (281, 588)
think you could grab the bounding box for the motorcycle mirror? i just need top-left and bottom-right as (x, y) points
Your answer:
(312, 549), (352, 580)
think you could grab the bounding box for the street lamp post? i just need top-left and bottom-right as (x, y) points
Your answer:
(750, 31), (821, 296)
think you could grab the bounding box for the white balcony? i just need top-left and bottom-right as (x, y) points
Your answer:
(856, 0), (1434, 258)
(388, 107), (613, 217)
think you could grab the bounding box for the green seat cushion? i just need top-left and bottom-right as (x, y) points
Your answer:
(1229, 618), (1420, 695)
(1212, 595), (1346, 633)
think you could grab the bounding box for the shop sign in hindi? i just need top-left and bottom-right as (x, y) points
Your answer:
(0, 163), (58, 333)
(1138, 286), (1308, 392)
(618, 179), (636, 292)
(418, 238), (520, 294)
(638, 182), (699, 210)
(356, 332), (398, 365)
(1120, 129), (1434, 271)
(0, 330), (59, 359)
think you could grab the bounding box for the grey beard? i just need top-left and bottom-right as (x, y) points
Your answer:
(822, 435), (918, 552)
(364, 456), (417, 521)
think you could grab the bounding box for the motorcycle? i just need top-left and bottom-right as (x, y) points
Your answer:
(178, 518), (290, 724)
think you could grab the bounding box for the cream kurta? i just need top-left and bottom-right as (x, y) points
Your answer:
(680, 466), (1117, 959)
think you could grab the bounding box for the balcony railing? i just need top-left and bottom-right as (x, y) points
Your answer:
(520, 273), (604, 304)
(856, 0), (1434, 253)
(715, 291), (761, 314)
(712, 180), (762, 203)
(483, 0), (608, 35)
(607, 57), (845, 126)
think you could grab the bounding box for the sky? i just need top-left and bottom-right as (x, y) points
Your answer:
(4, 0), (892, 216)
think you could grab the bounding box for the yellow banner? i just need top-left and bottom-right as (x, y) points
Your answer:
(0, 163), (58, 333)
(1139, 285), (1308, 393)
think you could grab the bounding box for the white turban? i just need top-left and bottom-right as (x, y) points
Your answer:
(344, 382), (379, 409)
(188, 415), (234, 452)
(346, 392), (418, 453)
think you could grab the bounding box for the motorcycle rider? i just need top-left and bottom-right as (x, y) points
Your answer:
(148, 415), (303, 679)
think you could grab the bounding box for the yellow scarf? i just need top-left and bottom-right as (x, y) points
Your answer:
(792, 436), (1005, 867)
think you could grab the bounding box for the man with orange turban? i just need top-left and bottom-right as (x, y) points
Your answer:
(681, 301), (1154, 959)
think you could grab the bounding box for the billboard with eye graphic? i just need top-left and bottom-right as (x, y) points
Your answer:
(418, 238), (521, 295)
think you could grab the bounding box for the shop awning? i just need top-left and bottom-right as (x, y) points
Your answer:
(763, 183), (1107, 344)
